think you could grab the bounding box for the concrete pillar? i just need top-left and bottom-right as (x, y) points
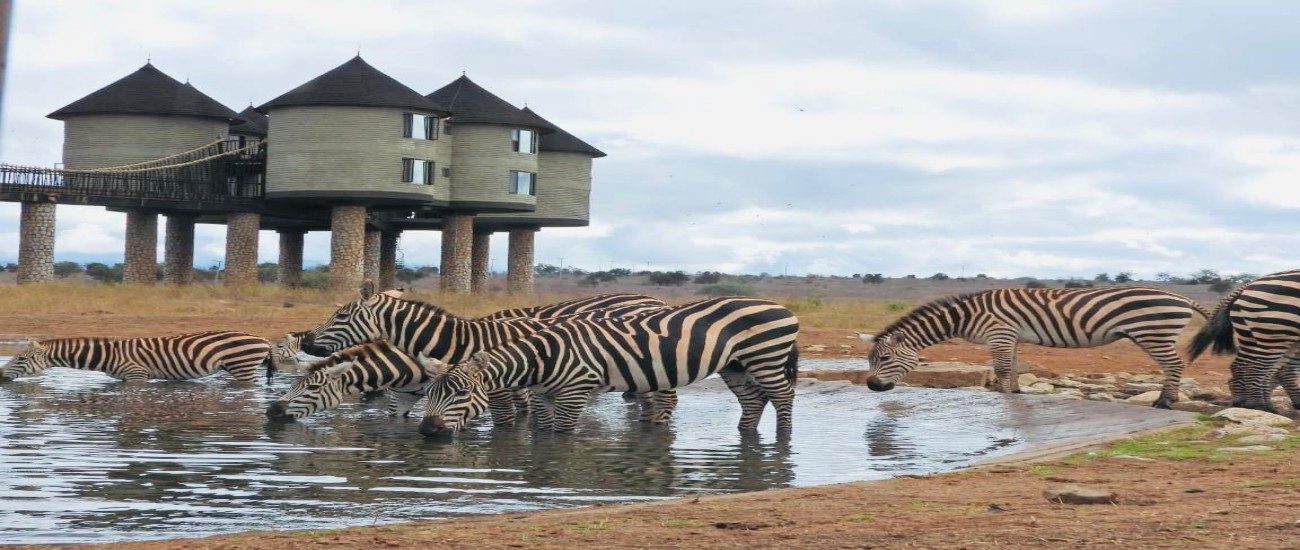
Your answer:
(278, 230), (305, 287)
(16, 202), (55, 284)
(330, 205), (366, 290)
(163, 214), (195, 285)
(471, 230), (491, 294)
(507, 228), (537, 294)
(439, 213), (473, 293)
(224, 212), (260, 286)
(379, 232), (399, 291)
(363, 229), (382, 285)
(122, 209), (158, 284)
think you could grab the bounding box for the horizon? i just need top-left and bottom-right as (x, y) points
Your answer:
(4, 1), (1300, 279)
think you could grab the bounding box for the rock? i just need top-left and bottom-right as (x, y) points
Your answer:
(1111, 455), (1155, 462)
(903, 362), (995, 389)
(1238, 433), (1288, 444)
(1022, 382), (1055, 395)
(1121, 382), (1163, 395)
(1126, 391), (1163, 405)
(1220, 445), (1275, 452)
(805, 345), (828, 353)
(1043, 484), (1116, 505)
(1086, 393), (1116, 402)
(1057, 389), (1085, 400)
(1129, 374), (1160, 383)
(1212, 408), (1296, 427)
(802, 370), (869, 385)
(1017, 373), (1038, 387)
(1171, 400), (1222, 414)
(1207, 424), (1289, 438)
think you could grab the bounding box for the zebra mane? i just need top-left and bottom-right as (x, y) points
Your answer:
(875, 293), (974, 338)
(305, 340), (382, 373)
(380, 294), (466, 320)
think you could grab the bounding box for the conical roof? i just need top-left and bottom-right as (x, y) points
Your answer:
(258, 56), (448, 115)
(428, 75), (556, 132)
(48, 63), (240, 121)
(229, 105), (268, 136)
(521, 107), (605, 157)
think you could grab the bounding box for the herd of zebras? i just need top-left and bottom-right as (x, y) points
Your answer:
(3, 269), (1300, 439)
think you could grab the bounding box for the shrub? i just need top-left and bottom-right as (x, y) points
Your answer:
(1114, 272), (1134, 283)
(693, 271), (723, 284)
(257, 262), (279, 283)
(1094, 273), (1111, 283)
(887, 301), (908, 312)
(647, 271), (690, 286)
(3, 263), (17, 272)
(1025, 279), (1048, 289)
(1187, 269), (1222, 285)
(192, 268), (217, 283)
(1209, 280), (1235, 293)
(903, 274), (916, 279)
(862, 273), (885, 284)
(929, 272), (950, 281)
(84, 262), (123, 283)
(300, 270), (331, 289)
(534, 263), (561, 276)
(1062, 279), (1093, 288)
(608, 268), (632, 277)
(581, 271), (621, 286)
(699, 282), (755, 296)
(53, 261), (83, 278)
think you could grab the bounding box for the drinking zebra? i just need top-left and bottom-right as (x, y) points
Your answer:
(859, 287), (1210, 409)
(480, 293), (665, 321)
(418, 297), (800, 435)
(0, 331), (273, 383)
(1188, 269), (1300, 412)
(266, 339), (443, 420)
(271, 289), (408, 374)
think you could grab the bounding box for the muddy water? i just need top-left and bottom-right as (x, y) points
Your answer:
(0, 363), (1191, 544)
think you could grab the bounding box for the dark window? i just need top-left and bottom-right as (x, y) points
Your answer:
(443, 166), (452, 178)
(509, 170), (536, 195)
(403, 159), (434, 185)
(402, 113), (414, 138)
(401, 158), (414, 182)
(511, 129), (536, 153)
(424, 161), (435, 185)
(425, 116), (438, 140)
(404, 113), (438, 140)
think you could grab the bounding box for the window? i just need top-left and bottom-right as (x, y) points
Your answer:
(509, 170), (536, 195)
(403, 113), (438, 140)
(511, 128), (536, 153)
(402, 158), (435, 185)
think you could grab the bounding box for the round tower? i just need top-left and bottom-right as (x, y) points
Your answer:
(228, 105), (268, 143)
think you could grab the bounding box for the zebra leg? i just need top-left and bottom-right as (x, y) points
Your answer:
(1274, 352), (1300, 410)
(649, 390), (678, 424)
(634, 392), (655, 422)
(387, 390), (423, 418)
(107, 362), (150, 383)
(511, 388), (532, 418)
(986, 332), (1020, 393)
(222, 360), (261, 382)
(549, 388), (596, 433)
(719, 369), (768, 431)
(533, 394), (556, 430)
(1227, 350), (1289, 412)
(486, 389), (519, 426)
(1132, 339), (1185, 409)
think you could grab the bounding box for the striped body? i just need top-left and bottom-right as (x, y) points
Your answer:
(0, 331), (272, 383)
(480, 293), (665, 321)
(419, 297), (800, 434)
(272, 331), (309, 370)
(267, 340), (439, 420)
(1188, 269), (1300, 411)
(862, 288), (1208, 408)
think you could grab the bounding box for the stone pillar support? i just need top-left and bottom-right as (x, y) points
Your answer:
(224, 212), (260, 286)
(330, 205), (367, 290)
(471, 230), (492, 294)
(163, 214), (196, 285)
(379, 232), (399, 291)
(440, 213), (473, 293)
(363, 228), (382, 285)
(278, 230), (305, 287)
(123, 209), (158, 284)
(17, 202), (55, 284)
(507, 228), (537, 294)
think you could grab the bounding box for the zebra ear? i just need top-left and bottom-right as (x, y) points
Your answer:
(380, 288), (406, 299)
(856, 332), (876, 343)
(324, 361), (352, 378)
(359, 280), (376, 300)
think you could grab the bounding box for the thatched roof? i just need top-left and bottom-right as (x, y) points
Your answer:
(257, 56), (448, 115)
(427, 75), (556, 132)
(229, 105), (268, 136)
(48, 63), (240, 122)
(521, 107), (605, 157)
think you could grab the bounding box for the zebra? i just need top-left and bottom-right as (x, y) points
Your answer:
(417, 297), (801, 435)
(0, 331), (273, 383)
(1188, 269), (1300, 412)
(271, 330), (310, 371)
(266, 339), (442, 420)
(480, 293), (665, 321)
(859, 287), (1210, 409)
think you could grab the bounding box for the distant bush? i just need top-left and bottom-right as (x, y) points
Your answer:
(1062, 279), (1093, 288)
(693, 271), (723, 284)
(974, 273), (990, 279)
(862, 273), (884, 284)
(192, 268), (218, 283)
(257, 262), (279, 283)
(887, 301), (908, 312)
(699, 282), (755, 296)
(300, 270), (330, 289)
(84, 262), (123, 283)
(1154, 272), (1183, 283)
(1025, 280), (1048, 289)
(1187, 269), (1221, 285)
(1094, 273), (1111, 283)
(1114, 272), (1134, 283)
(929, 273), (950, 281)
(608, 268), (632, 277)
(783, 296), (825, 313)
(1209, 279), (1235, 293)
(903, 274), (916, 279)
(3, 263), (17, 272)
(581, 271), (622, 286)
(534, 263), (561, 276)
(647, 271), (690, 286)
(53, 261), (83, 278)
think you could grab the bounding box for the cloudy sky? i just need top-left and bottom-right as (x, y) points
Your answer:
(3, 0), (1300, 278)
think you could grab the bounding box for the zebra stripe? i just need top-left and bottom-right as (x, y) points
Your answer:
(861, 287), (1209, 409)
(1188, 269), (1300, 412)
(480, 294), (665, 321)
(418, 297), (800, 435)
(266, 340), (440, 420)
(0, 331), (272, 383)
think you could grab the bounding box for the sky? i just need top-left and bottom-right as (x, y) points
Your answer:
(3, 0), (1300, 279)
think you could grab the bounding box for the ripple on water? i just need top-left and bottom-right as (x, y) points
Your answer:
(0, 363), (1191, 544)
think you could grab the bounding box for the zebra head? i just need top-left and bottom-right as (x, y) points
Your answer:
(859, 332), (920, 391)
(272, 332), (305, 366)
(418, 351), (492, 436)
(302, 282), (385, 356)
(1, 340), (51, 382)
(265, 360), (354, 420)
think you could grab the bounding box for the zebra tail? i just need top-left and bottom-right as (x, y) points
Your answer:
(784, 344), (799, 384)
(264, 355), (277, 384)
(1187, 287), (1245, 360)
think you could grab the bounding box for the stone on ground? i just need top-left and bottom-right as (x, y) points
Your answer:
(903, 362), (994, 389)
(1220, 445), (1275, 452)
(1125, 391), (1163, 405)
(1022, 382), (1055, 395)
(1212, 408), (1296, 427)
(1207, 423), (1289, 438)
(1017, 373), (1037, 387)
(1237, 433), (1288, 444)
(1043, 484), (1116, 505)
(1171, 400), (1222, 414)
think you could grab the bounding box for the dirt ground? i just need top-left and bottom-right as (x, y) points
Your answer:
(16, 425), (1296, 550)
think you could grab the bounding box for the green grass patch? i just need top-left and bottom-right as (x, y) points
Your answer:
(1064, 425), (1299, 464)
(565, 522), (610, 534)
(1029, 465), (1060, 475)
(840, 513), (876, 523)
(662, 518), (702, 527)
(1244, 477), (1300, 488)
